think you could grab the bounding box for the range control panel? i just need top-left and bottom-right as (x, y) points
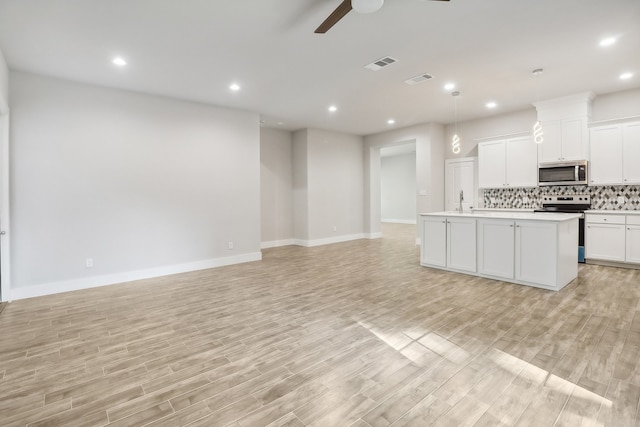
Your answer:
(541, 194), (591, 204)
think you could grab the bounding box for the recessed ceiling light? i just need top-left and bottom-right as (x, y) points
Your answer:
(444, 82), (455, 91)
(620, 72), (633, 80)
(599, 37), (617, 47)
(387, 119), (396, 125)
(486, 101), (497, 109)
(229, 83), (241, 91)
(328, 105), (337, 112)
(112, 57), (127, 66)
(277, 122), (284, 126)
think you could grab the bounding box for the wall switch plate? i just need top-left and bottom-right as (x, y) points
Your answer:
(85, 258), (93, 268)
(618, 196), (625, 204)
(333, 225), (337, 232)
(228, 241), (233, 250)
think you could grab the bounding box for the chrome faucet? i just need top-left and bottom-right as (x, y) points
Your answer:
(459, 190), (464, 213)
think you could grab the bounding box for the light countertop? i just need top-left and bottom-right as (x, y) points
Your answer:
(470, 208), (536, 213)
(587, 210), (640, 216)
(420, 211), (581, 222)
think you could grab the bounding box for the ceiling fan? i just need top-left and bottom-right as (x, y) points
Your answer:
(315, 0), (450, 34)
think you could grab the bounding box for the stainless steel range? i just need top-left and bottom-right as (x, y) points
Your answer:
(535, 194), (591, 262)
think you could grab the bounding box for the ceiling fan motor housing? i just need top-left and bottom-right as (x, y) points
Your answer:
(352, 0), (384, 14)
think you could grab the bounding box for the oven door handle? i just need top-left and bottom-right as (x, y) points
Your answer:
(575, 166), (579, 181)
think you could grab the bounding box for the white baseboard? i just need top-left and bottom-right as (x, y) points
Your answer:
(293, 233), (366, 248)
(261, 239), (296, 249)
(381, 218), (417, 224)
(366, 232), (383, 239)
(10, 252), (263, 301)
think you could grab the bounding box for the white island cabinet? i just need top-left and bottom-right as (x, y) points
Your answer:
(477, 219), (514, 279)
(421, 211), (580, 291)
(420, 216), (476, 273)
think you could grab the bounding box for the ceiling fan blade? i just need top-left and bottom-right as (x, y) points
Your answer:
(315, 0), (352, 34)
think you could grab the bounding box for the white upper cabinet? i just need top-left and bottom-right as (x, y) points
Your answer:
(478, 140), (506, 189)
(590, 125), (623, 185)
(535, 92), (593, 163)
(478, 136), (537, 189)
(538, 117), (589, 162)
(590, 121), (640, 185)
(622, 122), (640, 184)
(506, 136), (538, 187)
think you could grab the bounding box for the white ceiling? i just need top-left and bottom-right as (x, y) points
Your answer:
(0, 0), (638, 136)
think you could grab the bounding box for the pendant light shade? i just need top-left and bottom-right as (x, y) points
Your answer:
(451, 91), (461, 154)
(352, 0), (384, 14)
(532, 68), (544, 144)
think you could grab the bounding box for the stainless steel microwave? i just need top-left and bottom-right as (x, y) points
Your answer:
(538, 161), (588, 186)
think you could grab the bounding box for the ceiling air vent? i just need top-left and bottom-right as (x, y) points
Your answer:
(404, 73), (434, 85)
(364, 56), (398, 71)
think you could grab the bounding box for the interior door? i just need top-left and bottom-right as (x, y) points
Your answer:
(445, 158), (476, 212)
(0, 112), (10, 302)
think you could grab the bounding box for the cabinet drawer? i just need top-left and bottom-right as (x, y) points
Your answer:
(586, 214), (625, 225)
(626, 215), (640, 226)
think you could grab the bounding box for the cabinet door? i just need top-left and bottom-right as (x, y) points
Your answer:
(478, 140), (506, 188)
(506, 136), (537, 187)
(623, 122), (640, 184)
(421, 217), (447, 267)
(447, 217), (476, 272)
(626, 225), (640, 264)
(445, 159), (475, 212)
(515, 221), (557, 286)
(585, 223), (625, 261)
(561, 117), (587, 161)
(590, 125), (623, 185)
(538, 121), (562, 162)
(477, 219), (514, 279)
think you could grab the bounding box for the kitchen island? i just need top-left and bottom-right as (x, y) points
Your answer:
(420, 211), (581, 291)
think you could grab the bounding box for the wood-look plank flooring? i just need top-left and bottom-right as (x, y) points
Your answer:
(1, 223), (640, 426)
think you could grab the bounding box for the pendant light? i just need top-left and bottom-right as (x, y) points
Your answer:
(352, 0), (384, 14)
(451, 91), (461, 154)
(532, 68), (544, 144)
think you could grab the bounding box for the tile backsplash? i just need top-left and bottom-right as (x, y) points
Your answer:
(483, 185), (640, 210)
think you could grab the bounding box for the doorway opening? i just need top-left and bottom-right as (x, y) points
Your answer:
(379, 142), (417, 245)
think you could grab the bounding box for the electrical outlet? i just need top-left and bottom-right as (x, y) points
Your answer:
(228, 241), (234, 250)
(333, 225), (337, 232)
(85, 258), (93, 268)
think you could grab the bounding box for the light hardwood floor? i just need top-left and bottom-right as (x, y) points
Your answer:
(1, 223), (640, 426)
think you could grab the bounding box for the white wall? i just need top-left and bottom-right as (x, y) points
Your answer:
(592, 88), (640, 121)
(364, 123), (445, 237)
(0, 48), (8, 112)
(292, 129), (308, 242)
(260, 127), (293, 247)
(10, 72), (261, 299)
(307, 129), (363, 241)
(380, 153), (416, 223)
(444, 109), (536, 160)
(292, 128), (364, 245)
